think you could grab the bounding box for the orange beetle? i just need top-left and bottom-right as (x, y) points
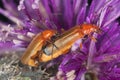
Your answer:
(39, 24), (100, 62)
(21, 30), (56, 67)
(21, 23), (100, 67)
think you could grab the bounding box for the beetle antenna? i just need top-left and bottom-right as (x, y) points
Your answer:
(46, 40), (59, 49)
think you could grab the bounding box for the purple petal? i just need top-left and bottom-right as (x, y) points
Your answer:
(63, 0), (73, 27)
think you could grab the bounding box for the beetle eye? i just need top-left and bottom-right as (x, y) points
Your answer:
(84, 35), (88, 38)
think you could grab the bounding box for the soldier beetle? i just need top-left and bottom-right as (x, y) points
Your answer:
(21, 23), (100, 67)
(21, 30), (57, 67)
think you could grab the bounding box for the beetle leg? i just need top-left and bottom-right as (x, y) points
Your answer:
(91, 36), (97, 42)
(71, 39), (83, 51)
(27, 58), (38, 67)
(46, 40), (59, 49)
(80, 43), (83, 49)
(46, 40), (60, 60)
(88, 34), (97, 42)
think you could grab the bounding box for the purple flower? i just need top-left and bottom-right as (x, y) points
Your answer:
(0, 0), (120, 80)
(56, 0), (120, 80)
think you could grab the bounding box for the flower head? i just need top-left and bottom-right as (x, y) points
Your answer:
(0, 0), (120, 80)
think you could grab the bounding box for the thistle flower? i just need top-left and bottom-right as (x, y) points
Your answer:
(0, 0), (120, 80)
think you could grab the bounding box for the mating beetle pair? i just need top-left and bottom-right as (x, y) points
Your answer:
(21, 23), (100, 67)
